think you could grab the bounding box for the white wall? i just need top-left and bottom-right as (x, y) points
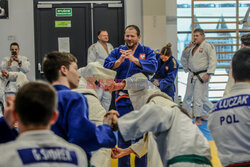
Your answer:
(125, 0), (143, 32)
(165, 0), (177, 58)
(0, 0), (35, 80)
(143, 0), (167, 49)
(125, 0), (143, 42)
(142, 0), (177, 51)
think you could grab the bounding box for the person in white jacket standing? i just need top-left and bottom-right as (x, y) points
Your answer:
(0, 42), (30, 96)
(0, 70), (28, 116)
(181, 28), (217, 125)
(208, 48), (250, 167)
(88, 30), (114, 111)
(223, 33), (250, 97)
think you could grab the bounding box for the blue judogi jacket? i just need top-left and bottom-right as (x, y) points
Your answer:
(52, 85), (116, 159)
(0, 117), (17, 143)
(104, 43), (158, 116)
(151, 54), (179, 100)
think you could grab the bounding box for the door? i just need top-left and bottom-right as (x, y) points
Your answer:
(34, 3), (91, 79)
(93, 3), (124, 47)
(34, 0), (124, 79)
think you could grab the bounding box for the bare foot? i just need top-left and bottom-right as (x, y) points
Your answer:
(195, 117), (202, 125)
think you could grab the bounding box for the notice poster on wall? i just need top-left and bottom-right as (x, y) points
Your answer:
(58, 37), (70, 53)
(0, 0), (8, 19)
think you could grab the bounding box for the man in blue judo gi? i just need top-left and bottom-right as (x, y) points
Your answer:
(42, 52), (118, 161)
(104, 25), (158, 167)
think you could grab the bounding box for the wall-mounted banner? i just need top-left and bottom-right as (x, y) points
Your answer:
(0, 0), (8, 19)
(55, 20), (71, 28)
(56, 8), (72, 17)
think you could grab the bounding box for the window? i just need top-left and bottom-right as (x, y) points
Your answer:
(177, 0), (250, 102)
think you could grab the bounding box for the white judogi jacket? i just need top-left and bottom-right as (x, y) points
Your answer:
(208, 83), (250, 167)
(223, 69), (234, 97)
(74, 78), (111, 167)
(87, 41), (114, 65)
(181, 41), (217, 75)
(118, 73), (211, 167)
(1, 55), (30, 94)
(77, 62), (116, 112)
(0, 130), (87, 167)
(74, 63), (116, 167)
(75, 77), (106, 126)
(0, 72), (28, 116)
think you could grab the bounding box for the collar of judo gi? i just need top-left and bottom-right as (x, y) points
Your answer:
(78, 62), (116, 82)
(76, 62), (116, 94)
(124, 73), (176, 110)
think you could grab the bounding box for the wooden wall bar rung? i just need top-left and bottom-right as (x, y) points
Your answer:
(213, 44), (239, 46)
(209, 89), (225, 91)
(194, 16), (240, 19)
(209, 97), (223, 99)
(204, 29), (237, 32)
(194, 0), (249, 1)
(195, 0), (234, 1)
(213, 74), (229, 76)
(217, 59), (232, 61)
(194, 21), (236, 24)
(239, 29), (250, 32)
(216, 51), (235, 54)
(216, 66), (231, 69)
(206, 36), (238, 39)
(209, 81), (228, 84)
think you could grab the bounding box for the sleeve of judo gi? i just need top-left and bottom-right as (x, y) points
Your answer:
(181, 48), (191, 73)
(159, 58), (179, 90)
(206, 44), (217, 74)
(19, 56), (30, 74)
(103, 48), (120, 69)
(118, 103), (175, 141)
(129, 136), (148, 158)
(7, 72), (18, 81)
(88, 44), (97, 64)
(138, 48), (158, 74)
(0, 57), (10, 70)
(66, 94), (116, 153)
(0, 117), (17, 143)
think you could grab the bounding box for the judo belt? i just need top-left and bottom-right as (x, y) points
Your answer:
(115, 90), (129, 102)
(6, 80), (10, 87)
(226, 162), (250, 167)
(167, 154), (212, 167)
(189, 69), (207, 84)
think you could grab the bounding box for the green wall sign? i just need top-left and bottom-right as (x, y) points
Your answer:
(55, 21), (71, 28)
(56, 8), (72, 17)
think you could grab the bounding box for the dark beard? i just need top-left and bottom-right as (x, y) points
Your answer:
(126, 42), (137, 50)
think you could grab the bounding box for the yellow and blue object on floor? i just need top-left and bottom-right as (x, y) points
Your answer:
(197, 120), (222, 167)
(110, 120), (222, 167)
